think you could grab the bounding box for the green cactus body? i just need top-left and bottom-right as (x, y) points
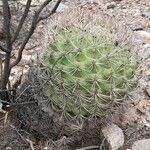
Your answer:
(42, 27), (139, 117)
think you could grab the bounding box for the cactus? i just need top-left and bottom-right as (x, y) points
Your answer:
(41, 27), (139, 117)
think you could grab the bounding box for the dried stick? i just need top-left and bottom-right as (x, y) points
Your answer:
(0, 0), (12, 102)
(26, 139), (35, 150)
(38, 0), (62, 21)
(12, 0), (32, 43)
(10, 0), (61, 68)
(76, 145), (99, 150)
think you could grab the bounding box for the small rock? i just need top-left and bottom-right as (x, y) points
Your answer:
(6, 147), (12, 150)
(57, 3), (68, 12)
(121, 5), (126, 9)
(130, 9), (142, 16)
(143, 44), (150, 59)
(132, 139), (150, 150)
(141, 10), (150, 17)
(44, 147), (48, 150)
(136, 31), (150, 41)
(145, 70), (150, 76)
(102, 124), (124, 150)
(144, 43), (150, 49)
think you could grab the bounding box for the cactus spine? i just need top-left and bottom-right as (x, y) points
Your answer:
(42, 27), (138, 117)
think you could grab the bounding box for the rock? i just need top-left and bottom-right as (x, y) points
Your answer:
(102, 124), (124, 150)
(57, 3), (69, 12)
(21, 54), (33, 65)
(132, 139), (150, 150)
(144, 43), (150, 48)
(121, 5), (126, 9)
(141, 9), (150, 17)
(136, 31), (150, 41)
(133, 9), (142, 16)
(6, 147), (12, 150)
(143, 44), (150, 59)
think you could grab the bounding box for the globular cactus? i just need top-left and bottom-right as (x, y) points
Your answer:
(42, 27), (139, 117)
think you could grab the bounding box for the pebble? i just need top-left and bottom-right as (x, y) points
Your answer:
(132, 139), (150, 150)
(102, 124), (124, 150)
(136, 31), (150, 41)
(57, 3), (69, 12)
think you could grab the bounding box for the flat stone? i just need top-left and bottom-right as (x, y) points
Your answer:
(102, 124), (124, 150)
(132, 139), (150, 150)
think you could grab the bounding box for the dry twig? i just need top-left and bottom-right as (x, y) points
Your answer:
(76, 146), (99, 150)
(26, 138), (35, 150)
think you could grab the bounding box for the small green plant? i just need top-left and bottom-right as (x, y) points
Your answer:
(41, 27), (139, 117)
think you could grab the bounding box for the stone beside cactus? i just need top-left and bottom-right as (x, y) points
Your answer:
(41, 27), (139, 117)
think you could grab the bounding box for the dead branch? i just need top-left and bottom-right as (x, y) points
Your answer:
(38, 0), (62, 21)
(0, 0), (62, 105)
(76, 145), (99, 150)
(0, 0), (12, 102)
(2, 0), (11, 51)
(10, 0), (61, 68)
(26, 139), (35, 150)
(12, 0), (32, 43)
(10, 124), (28, 144)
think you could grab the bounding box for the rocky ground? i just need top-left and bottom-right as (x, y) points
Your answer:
(0, 0), (150, 150)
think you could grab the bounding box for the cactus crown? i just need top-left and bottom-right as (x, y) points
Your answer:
(42, 27), (139, 117)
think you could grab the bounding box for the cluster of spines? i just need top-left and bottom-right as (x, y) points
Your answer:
(42, 27), (138, 117)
